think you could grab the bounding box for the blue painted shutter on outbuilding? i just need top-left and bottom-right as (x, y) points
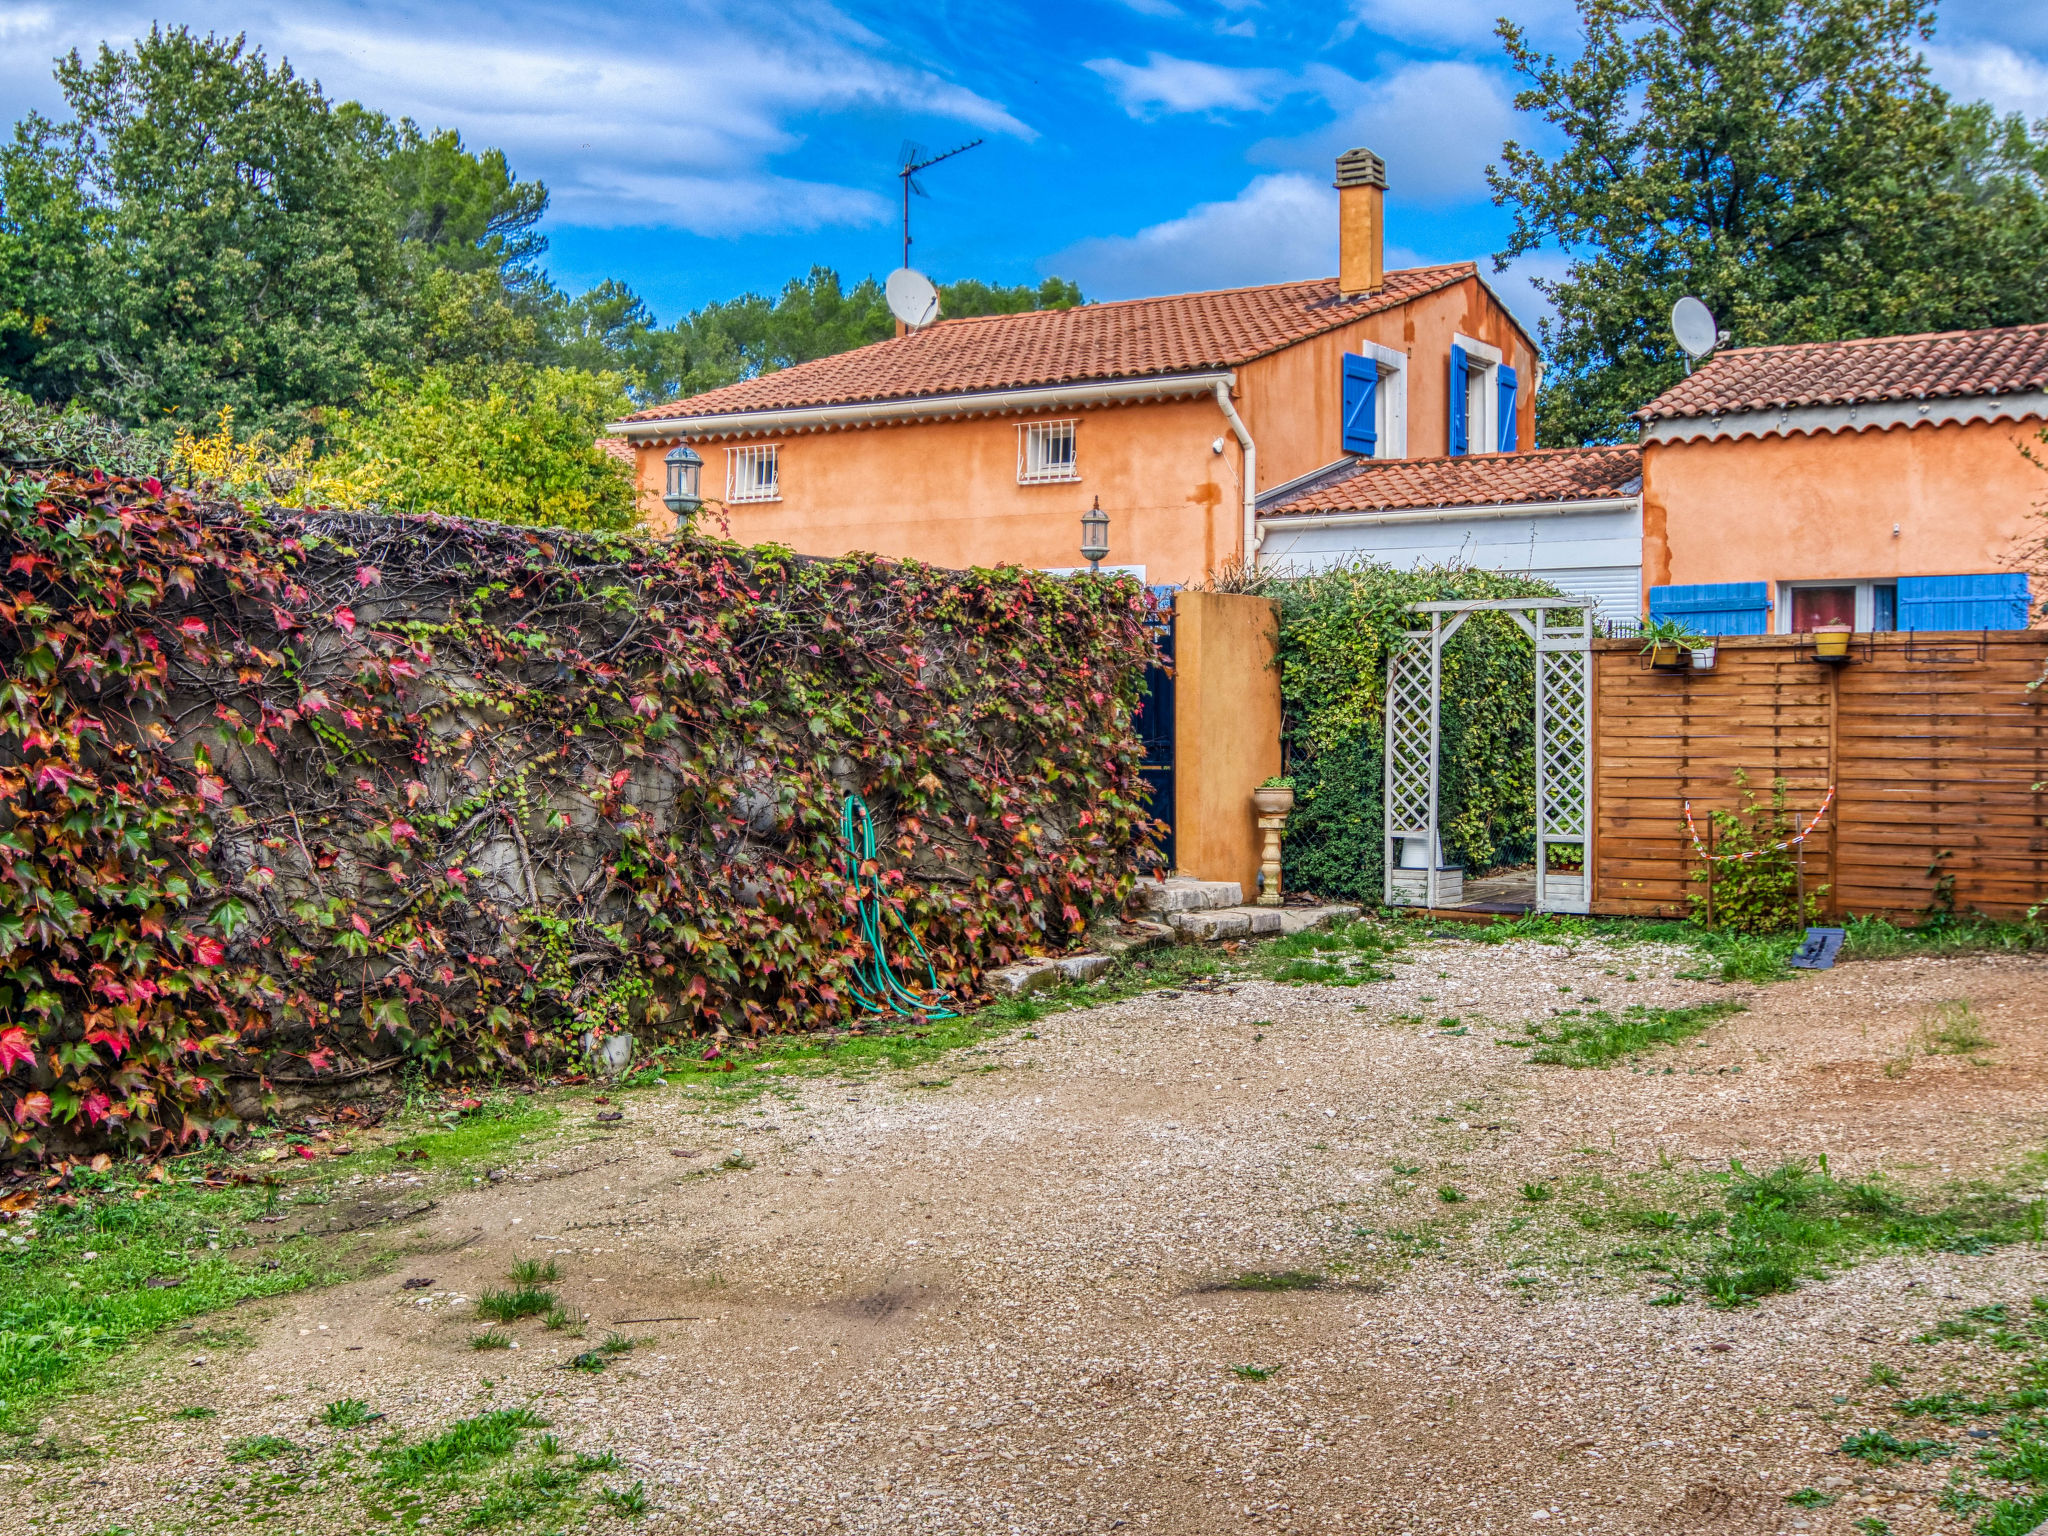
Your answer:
(1496, 365), (1518, 453)
(1648, 582), (1772, 636)
(1341, 353), (1378, 456)
(1897, 573), (2030, 631)
(1449, 345), (1468, 456)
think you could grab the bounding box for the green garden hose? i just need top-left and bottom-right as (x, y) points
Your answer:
(839, 792), (957, 1020)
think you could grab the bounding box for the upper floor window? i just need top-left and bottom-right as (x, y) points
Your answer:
(1341, 345), (1407, 458)
(1450, 335), (1517, 456)
(1018, 419), (1079, 484)
(727, 444), (780, 503)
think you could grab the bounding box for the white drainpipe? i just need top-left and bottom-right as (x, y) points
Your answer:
(1211, 378), (1258, 570)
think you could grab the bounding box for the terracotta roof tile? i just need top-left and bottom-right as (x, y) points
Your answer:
(1636, 322), (2048, 423)
(1260, 445), (1641, 517)
(624, 265), (1479, 423)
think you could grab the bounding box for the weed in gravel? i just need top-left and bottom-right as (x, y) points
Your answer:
(1851, 1518), (1890, 1535)
(1916, 1000), (1993, 1056)
(508, 1259), (559, 1286)
(573, 1451), (622, 1472)
(1230, 1365), (1273, 1381)
(1867, 1362), (1904, 1388)
(1785, 1488), (1835, 1508)
(227, 1435), (296, 1462)
(1520, 1182), (1553, 1202)
(542, 1305), (581, 1334)
(600, 1481), (650, 1515)
(470, 1331), (513, 1351)
(173, 1406), (216, 1420)
(319, 1398), (376, 1429)
(1510, 1000), (1745, 1067)
(1254, 921), (1406, 987)
(462, 1462), (582, 1528)
(1391, 1162), (1422, 1177)
(377, 1408), (548, 1486)
(1838, 1429), (1952, 1464)
(474, 1287), (554, 1323)
(1437, 1186), (1466, 1203)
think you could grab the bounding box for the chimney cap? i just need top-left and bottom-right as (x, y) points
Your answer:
(1335, 147), (1387, 190)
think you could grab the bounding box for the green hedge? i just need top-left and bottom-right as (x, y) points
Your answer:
(1270, 563), (1564, 904)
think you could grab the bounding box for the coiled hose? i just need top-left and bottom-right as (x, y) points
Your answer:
(840, 792), (957, 1020)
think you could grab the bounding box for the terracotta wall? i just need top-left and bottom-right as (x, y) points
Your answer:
(1590, 634), (2048, 922)
(1240, 273), (1539, 487)
(633, 395), (1235, 587)
(1170, 591), (1282, 892)
(1640, 417), (2046, 598)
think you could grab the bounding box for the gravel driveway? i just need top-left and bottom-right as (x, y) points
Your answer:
(16, 934), (2048, 1536)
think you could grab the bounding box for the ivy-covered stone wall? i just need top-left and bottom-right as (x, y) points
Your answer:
(0, 472), (1155, 1159)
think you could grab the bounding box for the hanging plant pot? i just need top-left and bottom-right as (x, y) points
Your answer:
(1689, 643), (1717, 671)
(1649, 641), (1688, 671)
(1812, 624), (1852, 662)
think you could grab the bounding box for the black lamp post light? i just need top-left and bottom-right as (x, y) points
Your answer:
(662, 442), (703, 526)
(1080, 496), (1110, 572)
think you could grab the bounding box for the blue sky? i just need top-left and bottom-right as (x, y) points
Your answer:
(0, 0), (2043, 334)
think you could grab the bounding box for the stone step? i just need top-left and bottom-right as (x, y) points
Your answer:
(1130, 877), (1244, 914)
(1165, 903), (1362, 942)
(984, 952), (1115, 998)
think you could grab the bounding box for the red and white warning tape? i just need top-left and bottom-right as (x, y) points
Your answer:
(1684, 785), (1835, 862)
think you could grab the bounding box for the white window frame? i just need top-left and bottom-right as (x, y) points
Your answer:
(1349, 339), (1409, 459)
(726, 443), (780, 503)
(1454, 332), (1502, 456)
(1017, 418), (1080, 484)
(1773, 579), (1899, 634)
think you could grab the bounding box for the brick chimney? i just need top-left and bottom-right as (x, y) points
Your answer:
(1336, 147), (1387, 298)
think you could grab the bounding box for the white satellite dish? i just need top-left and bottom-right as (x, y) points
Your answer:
(1671, 296), (1720, 361)
(885, 267), (940, 330)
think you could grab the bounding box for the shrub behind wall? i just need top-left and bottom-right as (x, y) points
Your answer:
(0, 472), (1155, 1159)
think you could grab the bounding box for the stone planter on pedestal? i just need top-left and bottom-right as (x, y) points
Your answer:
(1251, 785), (1295, 906)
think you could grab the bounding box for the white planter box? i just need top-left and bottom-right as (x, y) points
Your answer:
(1390, 867), (1463, 908)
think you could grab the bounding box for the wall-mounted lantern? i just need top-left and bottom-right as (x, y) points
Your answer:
(662, 442), (703, 525)
(1080, 496), (1110, 572)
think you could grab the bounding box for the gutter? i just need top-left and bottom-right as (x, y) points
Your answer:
(606, 370), (1239, 442)
(1209, 379), (1258, 566)
(1258, 494), (1639, 533)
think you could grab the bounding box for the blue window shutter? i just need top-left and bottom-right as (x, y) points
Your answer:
(1897, 573), (2030, 631)
(1648, 582), (1771, 637)
(1449, 345), (1468, 456)
(1496, 365), (1518, 453)
(1340, 353), (1378, 456)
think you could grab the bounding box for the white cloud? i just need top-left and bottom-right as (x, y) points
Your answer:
(1338, 0), (1574, 49)
(0, 0), (1026, 235)
(1925, 40), (2048, 120)
(1260, 61), (1519, 207)
(1049, 172), (1335, 299)
(1086, 51), (1295, 118)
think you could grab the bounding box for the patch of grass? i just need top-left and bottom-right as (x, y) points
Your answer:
(1229, 1364), (1273, 1381)
(1785, 1487), (1836, 1508)
(1917, 999), (1993, 1056)
(508, 1258), (559, 1286)
(542, 1305), (580, 1334)
(1867, 1362), (1904, 1388)
(319, 1397), (376, 1429)
(474, 1287), (554, 1323)
(470, 1331), (513, 1351)
(461, 1462), (583, 1529)
(1213, 1270), (1324, 1293)
(1510, 1000), (1746, 1068)
(572, 1450), (622, 1473)
(1253, 920), (1407, 987)
(1895, 1391), (2006, 1423)
(1852, 1518), (1890, 1535)
(599, 1481), (650, 1516)
(1838, 1428), (1953, 1465)
(377, 1407), (549, 1487)
(173, 1405), (217, 1419)
(227, 1434), (297, 1462)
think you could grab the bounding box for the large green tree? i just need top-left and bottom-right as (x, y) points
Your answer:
(0, 28), (411, 433)
(1490, 0), (2048, 445)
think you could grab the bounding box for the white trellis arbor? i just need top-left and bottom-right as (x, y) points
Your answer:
(1383, 599), (1594, 914)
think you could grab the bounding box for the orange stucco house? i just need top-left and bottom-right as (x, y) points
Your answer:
(609, 149), (1539, 587)
(1636, 323), (2047, 633)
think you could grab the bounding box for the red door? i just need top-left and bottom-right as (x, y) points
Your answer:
(1791, 587), (1855, 631)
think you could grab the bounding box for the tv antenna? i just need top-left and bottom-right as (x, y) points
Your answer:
(898, 138), (983, 269)
(1670, 296), (1728, 374)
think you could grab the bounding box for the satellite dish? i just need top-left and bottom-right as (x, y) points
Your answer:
(886, 267), (940, 330)
(1671, 296), (1720, 361)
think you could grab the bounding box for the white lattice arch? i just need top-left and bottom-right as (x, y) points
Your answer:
(1382, 599), (1593, 914)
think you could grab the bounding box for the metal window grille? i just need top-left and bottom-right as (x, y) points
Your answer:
(1017, 419), (1079, 484)
(726, 444), (780, 503)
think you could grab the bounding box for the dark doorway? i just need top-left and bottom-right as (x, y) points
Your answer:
(1135, 598), (1176, 872)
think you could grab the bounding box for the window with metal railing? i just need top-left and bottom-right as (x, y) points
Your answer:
(1017, 419), (1079, 484)
(726, 444), (780, 503)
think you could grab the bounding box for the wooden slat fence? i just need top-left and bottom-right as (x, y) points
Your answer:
(1590, 633), (2048, 921)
